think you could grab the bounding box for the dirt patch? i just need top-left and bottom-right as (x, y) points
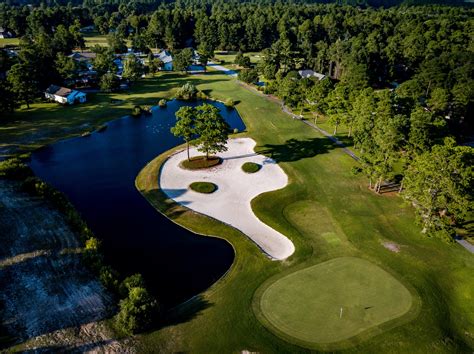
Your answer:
(382, 241), (402, 253)
(0, 180), (131, 351)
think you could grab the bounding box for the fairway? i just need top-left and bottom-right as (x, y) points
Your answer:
(258, 257), (413, 347)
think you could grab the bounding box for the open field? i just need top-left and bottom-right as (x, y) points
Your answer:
(0, 32), (130, 49)
(2, 71), (474, 352)
(214, 51), (263, 68)
(83, 31), (132, 48)
(0, 179), (127, 352)
(257, 257), (416, 349)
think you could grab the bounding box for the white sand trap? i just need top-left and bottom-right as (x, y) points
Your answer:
(160, 138), (295, 260)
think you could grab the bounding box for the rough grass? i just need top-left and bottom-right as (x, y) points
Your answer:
(189, 182), (218, 194)
(241, 162), (261, 173)
(257, 257), (416, 348)
(180, 156), (222, 170)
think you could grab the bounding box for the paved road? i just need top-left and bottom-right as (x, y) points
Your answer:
(456, 239), (474, 254)
(208, 62), (238, 77)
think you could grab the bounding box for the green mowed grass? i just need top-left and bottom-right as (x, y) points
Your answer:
(0, 37), (19, 47)
(259, 257), (413, 346)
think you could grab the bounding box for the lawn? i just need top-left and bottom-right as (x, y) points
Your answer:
(213, 51), (263, 68)
(83, 31), (132, 48)
(256, 257), (416, 349)
(0, 37), (19, 48)
(3, 70), (473, 352)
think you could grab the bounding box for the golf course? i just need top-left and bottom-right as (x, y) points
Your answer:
(255, 257), (416, 349)
(2, 70), (473, 352)
(133, 70), (474, 352)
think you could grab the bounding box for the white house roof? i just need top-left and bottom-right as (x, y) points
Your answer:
(157, 50), (173, 64)
(45, 85), (85, 98)
(298, 69), (326, 81)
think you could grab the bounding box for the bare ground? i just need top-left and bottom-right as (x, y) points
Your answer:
(0, 179), (131, 352)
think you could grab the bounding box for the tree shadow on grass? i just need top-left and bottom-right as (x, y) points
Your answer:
(259, 137), (335, 163)
(156, 295), (213, 331)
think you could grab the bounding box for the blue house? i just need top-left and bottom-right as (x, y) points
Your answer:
(157, 50), (173, 71)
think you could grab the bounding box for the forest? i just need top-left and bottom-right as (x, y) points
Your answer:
(0, 0), (473, 242)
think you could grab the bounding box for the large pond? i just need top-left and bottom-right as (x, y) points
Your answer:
(30, 100), (245, 306)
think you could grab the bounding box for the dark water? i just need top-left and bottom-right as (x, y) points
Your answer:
(30, 100), (245, 306)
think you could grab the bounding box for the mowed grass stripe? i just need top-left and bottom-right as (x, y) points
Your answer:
(259, 257), (413, 345)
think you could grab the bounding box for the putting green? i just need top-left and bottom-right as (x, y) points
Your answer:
(258, 257), (413, 347)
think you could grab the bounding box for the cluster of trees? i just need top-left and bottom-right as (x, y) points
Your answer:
(2, 1), (472, 115)
(2, 19), (85, 109)
(172, 99), (230, 160)
(261, 74), (472, 240)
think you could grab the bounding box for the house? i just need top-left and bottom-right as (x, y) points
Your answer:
(156, 50), (173, 71)
(69, 51), (97, 70)
(0, 27), (14, 39)
(298, 69), (326, 81)
(45, 85), (87, 105)
(113, 57), (123, 77)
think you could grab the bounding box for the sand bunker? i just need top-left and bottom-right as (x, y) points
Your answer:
(160, 138), (295, 260)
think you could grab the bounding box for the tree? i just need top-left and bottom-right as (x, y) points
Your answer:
(107, 33), (127, 54)
(325, 85), (350, 135)
(173, 48), (194, 73)
(55, 53), (78, 81)
(171, 106), (196, 161)
(408, 106), (445, 155)
(238, 68), (259, 84)
(175, 82), (197, 100)
(93, 47), (117, 76)
(195, 104), (230, 159)
(115, 287), (158, 334)
(0, 80), (17, 114)
(100, 72), (120, 92)
(122, 54), (144, 83)
(403, 138), (473, 240)
(235, 52), (251, 68)
(7, 63), (38, 109)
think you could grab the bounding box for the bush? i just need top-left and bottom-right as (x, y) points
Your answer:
(224, 98), (235, 108)
(99, 265), (120, 292)
(142, 105), (152, 115)
(115, 287), (158, 334)
(85, 237), (101, 251)
(351, 166), (363, 175)
(176, 82), (198, 100)
(241, 162), (261, 173)
(119, 274), (146, 298)
(189, 181), (218, 194)
(132, 105), (142, 117)
(0, 158), (33, 180)
(196, 90), (208, 100)
(158, 99), (167, 107)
